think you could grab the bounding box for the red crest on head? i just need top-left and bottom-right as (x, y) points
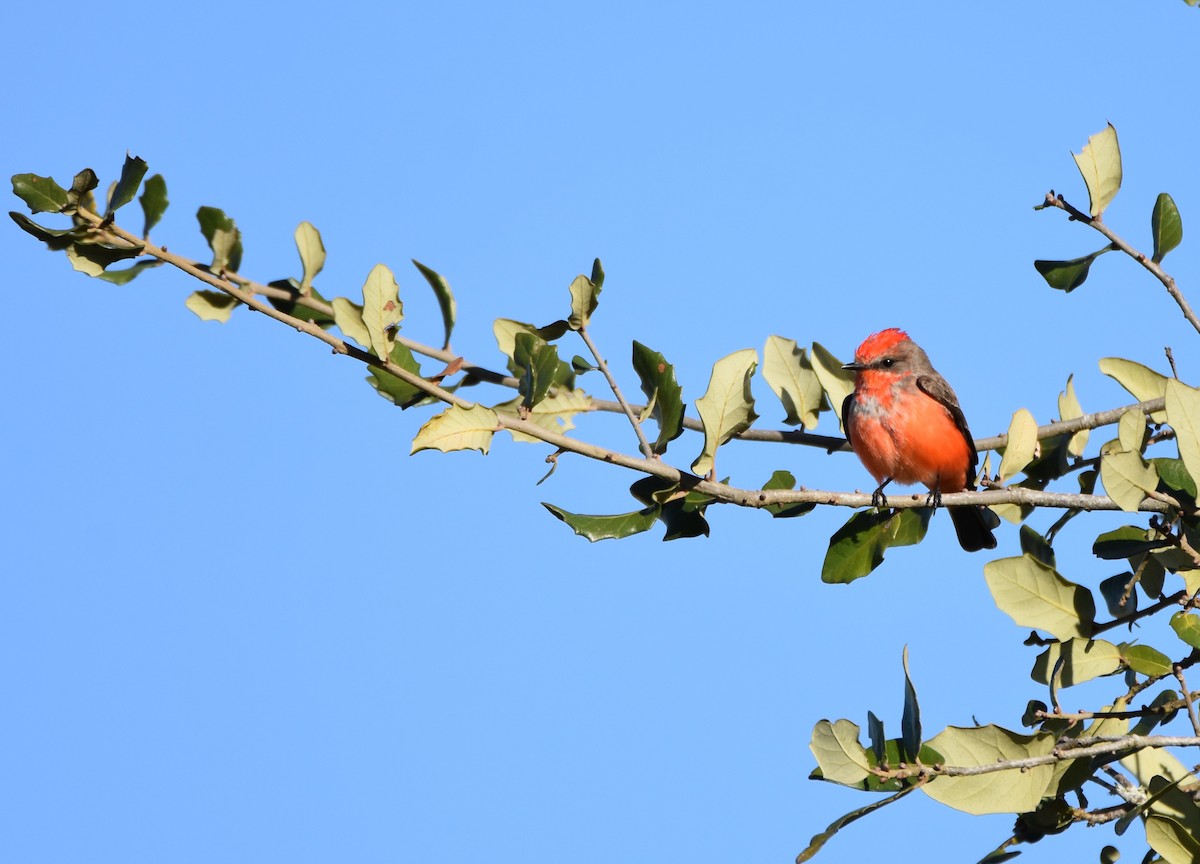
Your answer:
(855, 328), (910, 363)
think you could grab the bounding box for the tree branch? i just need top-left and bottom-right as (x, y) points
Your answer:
(577, 324), (655, 459)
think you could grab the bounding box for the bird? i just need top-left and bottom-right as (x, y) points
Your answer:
(841, 328), (997, 552)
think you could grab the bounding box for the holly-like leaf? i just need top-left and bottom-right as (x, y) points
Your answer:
(513, 331), (559, 409)
(67, 169), (99, 212)
(1033, 246), (1112, 292)
(361, 263), (403, 360)
(629, 476), (712, 541)
(139, 174), (168, 237)
(983, 554), (1095, 640)
(411, 404), (498, 455)
(11, 173), (69, 214)
(998, 408), (1039, 481)
(1058, 374), (1089, 458)
(1072, 123), (1122, 218)
(691, 348), (758, 476)
(196, 206), (243, 273)
(631, 341), (685, 454)
(1152, 192), (1183, 264)
(810, 341), (855, 434)
(541, 502), (657, 542)
(295, 222), (325, 294)
(762, 335), (824, 429)
(184, 290), (239, 323)
(332, 297), (371, 348)
(106, 153), (148, 217)
(366, 341), (424, 408)
(922, 725), (1057, 815)
(567, 272), (601, 330)
(9, 212), (84, 250)
(493, 388), (593, 444)
(413, 259), (457, 349)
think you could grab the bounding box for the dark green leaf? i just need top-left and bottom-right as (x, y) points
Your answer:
(761, 469), (816, 518)
(68, 239), (143, 271)
(12, 173), (69, 214)
(571, 355), (598, 373)
(866, 711), (886, 764)
(367, 341), (425, 408)
(196, 205), (243, 273)
(1033, 245), (1113, 292)
(631, 340), (686, 455)
(412, 259), (457, 349)
(139, 174), (168, 236)
(1093, 526), (1170, 559)
(900, 647), (921, 764)
(794, 785), (919, 863)
(106, 154), (148, 217)
(97, 258), (163, 285)
(630, 476), (710, 541)
(1152, 192), (1183, 264)
(590, 257), (605, 290)
(1099, 572), (1138, 619)
(542, 502), (658, 542)
(1019, 525), (1056, 567)
(67, 169), (99, 211)
(1153, 457), (1198, 498)
(9, 211), (85, 250)
(1141, 555), (1167, 599)
(514, 331), (560, 409)
(821, 508), (931, 584)
(1021, 700), (1048, 727)
(266, 279), (337, 328)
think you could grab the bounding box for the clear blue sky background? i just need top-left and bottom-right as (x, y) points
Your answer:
(5, 3), (1200, 862)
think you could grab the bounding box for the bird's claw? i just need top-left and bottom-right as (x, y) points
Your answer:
(871, 488), (889, 510)
(925, 489), (943, 510)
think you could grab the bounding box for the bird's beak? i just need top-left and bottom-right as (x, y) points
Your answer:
(842, 361), (865, 372)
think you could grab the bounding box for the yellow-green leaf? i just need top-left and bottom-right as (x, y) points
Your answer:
(567, 273), (601, 330)
(361, 263), (403, 359)
(1118, 408), (1148, 453)
(762, 335), (824, 429)
(998, 408), (1039, 482)
(921, 725), (1057, 815)
(691, 348), (759, 476)
(411, 404), (498, 455)
(493, 388), (594, 443)
(1166, 379), (1200, 491)
(1031, 638), (1122, 686)
(332, 297), (371, 348)
(1072, 123), (1122, 218)
(810, 342), (855, 434)
(1101, 448), (1157, 513)
(1099, 357), (1168, 421)
(184, 290), (239, 323)
(1147, 814), (1200, 864)
(295, 221), (325, 293)
(983, 554), (1095, 640)
(1171, 611), (1200, 649)
(1058, 374), (1089, 458)
(809, 719), (871, 786)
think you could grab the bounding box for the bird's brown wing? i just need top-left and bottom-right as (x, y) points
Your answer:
(915, 374), (980, 482)
(840, 393), (855, 447)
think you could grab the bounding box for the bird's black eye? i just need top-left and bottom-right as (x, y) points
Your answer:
(880, 358), (895, 368)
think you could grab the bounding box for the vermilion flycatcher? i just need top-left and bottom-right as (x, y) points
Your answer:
(841, 328), (997, 552)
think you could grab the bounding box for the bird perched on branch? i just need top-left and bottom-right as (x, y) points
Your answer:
(841, 328), (998, 552)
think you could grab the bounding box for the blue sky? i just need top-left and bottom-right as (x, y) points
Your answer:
(5, 2), (1200, 862)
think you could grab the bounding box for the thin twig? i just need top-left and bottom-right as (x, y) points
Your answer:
(577, 325), (655, 459)
(1091, 590), (1187, 636)
(1176, 666), (1200, 737)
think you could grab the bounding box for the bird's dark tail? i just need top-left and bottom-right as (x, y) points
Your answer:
(949, 505), (998, 552)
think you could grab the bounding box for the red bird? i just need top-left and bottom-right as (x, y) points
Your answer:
(841, 328), (997, 552)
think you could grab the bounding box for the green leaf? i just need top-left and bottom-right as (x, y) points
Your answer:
(493, 318), (570, 364)
(9, 211), (85, 250)
(983, 554), (1095, 640)
(1031, 638), (1122, 686)
(513, 331), (559, 409)
(810, 341), (855, 434)
(361, 263), (403, 360)
(1154, 458), (1198, 498)
(1101, 448), (1158, 513)
(1019, 525), (1056, 567)
(411, 404), (498, 455)
(96, 258), (163, 285)
(67, 169), (99, 212)
(691, 348), (759, 476)
(900, 646), (921, 764)
(1033, 246), (1112, 292)
(1099, 572), (1137, 619)
(631, 341), (685, 454)
(921, 725), (1057, 815)
(999, 408), (1039, 481)
(1058, 374), (1089, 457)
(762, 335), (824, 429)
(1152, 192), (1183, 264)
(541, 502), (658, 542)
(412, 259), (457, 349)
(139, 174), (168, 236)
(295, 222), (325, 293)
(867, 711), (886, 764)
(761, 470), (815, 518)
(267, 280), (336, 328)
(11, 173), (69, 214)
(1093, 525), (1170, 559)
(567, 272), (601, 330)
(1166, 380), (1200, 496)
(809, 719), (871, 786)
(106, 153), (148, 217)
(66, 240), (143, 275)
(590, 257), (605, 289)
(184, 290), (239, 323)
(629, 476), (711, 541)
(1072, 123), (1122, 218)
(1170, 611), (1200, 649)
(1122, 644), (1173, 677)
(821, 508), (932, 584)
(332, 297), (371, 348)
(366, 341), (425, 408)
(493, 388), (593, 443)
(196, 205), (243, 273)
(794, 786), (919, 863)
(1099, 357), (1168, 421)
